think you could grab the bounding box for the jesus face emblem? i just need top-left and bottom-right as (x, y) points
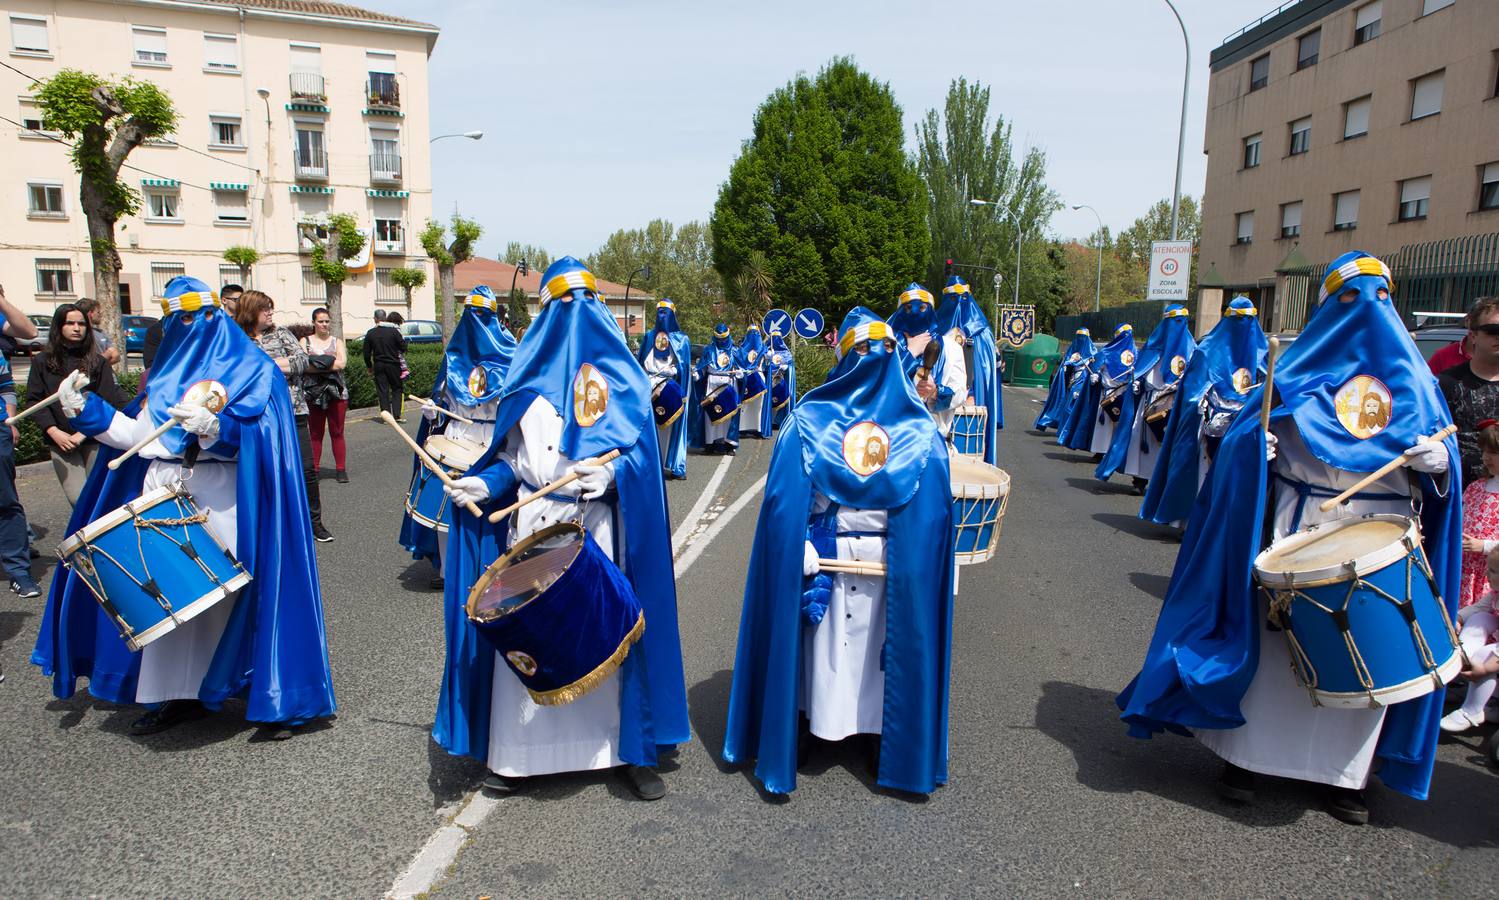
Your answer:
(1170, 356), (1186, 377)
(1120, 350), (1135, 367)
(654, 332), (669, 352)
(1231, 368), (1253, 393)
(1334, 375), (1393, 440)
(717, 351), (729, 368)
(572, 364), (609, 427)
(842, 421), (890, 477)
(182, 379), (228, 413)
(468, 366), (488, 397)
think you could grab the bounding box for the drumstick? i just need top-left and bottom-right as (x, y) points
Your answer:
(379, 411), (483, 518)
(408, 395), (478, 425)
(1318, 424), (1458, 513)
(6, 386), (67, 425)
(107, 410), (190, 471)
(486, 448), (624, 524)
(1259, 337), (1281, 433)
(817, 559), (887, 577)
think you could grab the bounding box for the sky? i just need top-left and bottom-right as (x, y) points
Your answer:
(382, 0), (1272, 260)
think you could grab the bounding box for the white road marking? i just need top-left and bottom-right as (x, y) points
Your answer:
(673, 474), (767, 578)
(672, 453), (733, 554)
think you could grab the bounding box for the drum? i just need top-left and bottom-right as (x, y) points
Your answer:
(741, 370), (767, 402)
(702, 383), (740, 425)
(405, 434), (486, 533)
(1101, 383), (1128, 422)
(950, 405), (988, 459)
(1143, 383), (1179, 441)
(770, 374), (791, 411)
(468, 522), (645, 705)
(1199, 387), (1246, 462)
(1254, 514), (1462, 708)
(58, 484), (250, 652)
(950, 456), (1010, 566)
(652, 378), (684, 428)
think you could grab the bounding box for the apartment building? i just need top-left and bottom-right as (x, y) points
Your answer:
(2, 0), (439, 332)
(1199, 0), (1499, 306)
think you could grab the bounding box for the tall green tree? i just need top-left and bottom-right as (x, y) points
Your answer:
(305, 212), (367, 340)
(711, 57), (928, 329)
(420, 214), (482, 342)
(1114, 196), (1201, 298)
(587, 218), (720, 344)
(915, 77), (1059, 312)
(501, 242), (551, 272)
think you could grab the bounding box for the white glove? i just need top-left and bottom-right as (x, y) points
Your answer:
(422, 403), (438, 422)
(1403, 435), (1449, 475)
(1132, 381), (1142, 395)
(1090, 373), (1100, 385)
(573, 460), (616, 500)
(1265, 430), (1278, 462)
(58, 370), (90, 417)
(167, 403), (220, 440)
(445, 475), (490, 506)
(803, 541), (821, 576)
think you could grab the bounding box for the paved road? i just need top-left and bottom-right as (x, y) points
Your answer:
(1, 390), (1496, 897)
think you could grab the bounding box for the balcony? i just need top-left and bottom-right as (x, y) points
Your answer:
(369, 151), (402, 184)
(298, 222), (330, 254)
(374, 237), (405, 255)
(367, 73), (400, 110)
(289, 72), (326, 101)
(293, 146), (328, 180)
(373, 220), (404, 255)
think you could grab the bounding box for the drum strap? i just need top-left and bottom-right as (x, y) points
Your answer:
(836, 530), (887, 539)
(519, 477), (617, 504)
(1273, 474), (1409, 532)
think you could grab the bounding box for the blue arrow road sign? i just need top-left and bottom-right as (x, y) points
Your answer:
(794, 307), (824, 339)
(763, 308), (791, 337)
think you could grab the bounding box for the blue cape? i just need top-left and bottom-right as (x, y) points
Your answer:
(1058, 326), (1132, 450)
(433, 271), (690, 764)
(688, 330), (740, 449)
(723, 309), (954, 794)
(636, 304), (692, 478)
(937, 289), (1002, 463)
(767, 330), (797, 431)
(1117, 256), (1460, 800)
(32, 310), (336, 724)
(1140, 299), (1267, 524)
(1035, 330), (1095, 430)
(1096, 309), (1196, 480)
(737, 326), (774, 436)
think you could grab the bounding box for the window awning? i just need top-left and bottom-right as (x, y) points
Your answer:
(285, 102), (330, 114)
(211, 182), (250, 191)
(290, 185), (333, 194)
(366, 189), (409, 198)
(141, 178), (178, 188)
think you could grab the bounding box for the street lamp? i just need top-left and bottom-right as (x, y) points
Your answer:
(430, 130), (484, 143)
(1160, 0), (1190, 241)
(624, 264), (651, 341)
(508, 258), (529, 322)
(970, 198), (1025, 320)
(1072, 204), (1104, 312)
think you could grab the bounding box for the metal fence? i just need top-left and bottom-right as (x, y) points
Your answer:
(1054, 300), (1164, 343)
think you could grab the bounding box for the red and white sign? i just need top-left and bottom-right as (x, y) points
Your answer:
(1148, 240), (1193, 302)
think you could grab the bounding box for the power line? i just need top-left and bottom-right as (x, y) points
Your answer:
(0, 113), (226, 194)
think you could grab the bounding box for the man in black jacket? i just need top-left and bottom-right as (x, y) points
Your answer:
(364, 309), (406, 420)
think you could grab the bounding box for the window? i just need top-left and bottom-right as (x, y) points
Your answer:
(10, 15), (49, 54)
(150, 262), (185, 297)
(35, 259), (72, 296)
(375, 267), (404, 302)
(203, 32), (238, 71)
(1243, 133), (1262, 169)
(1235, 211), (1254, 245)
(27, 182), (64, 217)
(1343, 96), (1371, 139)
(145, 189), (180, 220)
(370, 126), (401, 181)
(1354, 2), (1382, 44)
(1422, 0), (1454, 14)
(294, 124), (327, 176)
(373, 197), (403, 252)
(367, 51), (399, 108)
(296, 193), (331, 251)
(1399, 176), (1431, 221)
(208, 115), (243, 148)
(132, 26), (168, 65)
(290, 43), (323, 99)
(1411, 70), (1444, 120)
(213, 188), (248, 224)
(1334, 190), (1360, 230)
(1249, 54), (1270, 91)
(219, 264), (252, 290)
(1479, 163), (1499, 211)
(1297, 29), (1320, 70)
(1280, 201), (1303, 238)
(301, 266), (326, 303)
(1289, 117), (1311, 155)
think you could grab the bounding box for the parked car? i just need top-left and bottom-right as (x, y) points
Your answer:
(122, 315), (159, 354)
(14, 314), (50, 355)
(399, 319), (443, 345)
(1411, 325), (1467, 363)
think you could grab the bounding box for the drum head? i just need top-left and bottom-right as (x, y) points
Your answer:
(426, 434), (486, 470)
(950, 457), (1009, 499)
(1254, 514), (1419, 587)
(469, 524), (585, 620)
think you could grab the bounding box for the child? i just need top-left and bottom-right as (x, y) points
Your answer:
(1441, 547), (1499, 733)
(1458, 420), (1499, 608)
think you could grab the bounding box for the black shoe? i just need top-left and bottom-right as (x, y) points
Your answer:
(335, 469), (349, 484)
(1090, 453), (1104, 463)
(1130, 477), (1148, 496)
(428, 573), (444, 590)
(1216, 762), (1256, 803)
(9, 579), (41, 599)
(312, 523), (334, 543)
(29, 545), (40, 560)
(1323, 786), (1368, 825)
(130, 700), (206, 735)
(482, 771), (523, 795)
(725, 445), (737, 456)
(260, 723), (297, 741)
(866, 734), (882, 779)
(619, 764), (666, 801)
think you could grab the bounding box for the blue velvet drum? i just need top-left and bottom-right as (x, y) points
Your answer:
(1254, 514), (1462, 708)
(949, 456), (1009, 566)
(702, 383), (740, 425)
(950, 405), (988, 459)
(770, 375), (790, 410)
(467, 523), (645, 706)
(741, 371), (767, 402)
(58, 484), (251, 652)
(652, 378), (684, 428)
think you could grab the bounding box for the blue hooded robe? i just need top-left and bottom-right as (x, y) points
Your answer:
(723, 306), (955, 795)
(767, 327), (797, 431)
(1117, 252), (1460, 801)
(635, 300), (692, 478)
(937, 276), (1002, 464)
(1058, 324), (1134, 451)
(433, 257), (690, 766)
(688, 325), (740, 450)
(32, 277), (336, 724)
(888, 284), (955, 409)
(1139, 298), (1267, 525)
(1096, 306), (1197, 481)
(1035, 329), (1096, 431)
(737, 324), (773, 437)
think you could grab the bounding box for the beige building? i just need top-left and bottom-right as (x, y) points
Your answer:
(2, 0), (439, 333)
(1199, 0), (1499, 309)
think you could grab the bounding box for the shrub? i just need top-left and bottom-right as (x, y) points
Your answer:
(343, 340), (444, 409)
(791, 339), (835, 400)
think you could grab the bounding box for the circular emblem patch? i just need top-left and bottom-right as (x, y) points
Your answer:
(717, 351), (729, 368)
(1120, 350), (1135, 367)
(1032, 359), (1048, 374)
(654, 332), (669, 352)
(1068, 352), (1081, 363)
(505, 650), (538, 677)
(1334, 375), (1393, 440)
(1170, 355), (1186, 377)
(182, 379), (228, 413)
(1231, 368), (1253, 393)
(842, 421), (889, 477)
(467, 365), (488, 397)
(748, 350), (758, 364)
(572, 363), (609, 427)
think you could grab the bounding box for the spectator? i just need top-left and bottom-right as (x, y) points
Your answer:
(234, 290), (333, 543)
(1427, 333), (1470, 376)
(303, 307), (349, 483)
(74, 297), (121, 366)
(0, 284), (40, 598)
(1440, 296), (1499, 487)
(389, 311), (410, 421)
(363, 307), (407, 421)
(26, 303), (125, 507)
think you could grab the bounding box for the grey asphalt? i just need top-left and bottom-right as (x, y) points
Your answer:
(1, 390), (1496, 897)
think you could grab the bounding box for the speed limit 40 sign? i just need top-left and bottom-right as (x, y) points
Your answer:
(1148, 240), (1193, 303)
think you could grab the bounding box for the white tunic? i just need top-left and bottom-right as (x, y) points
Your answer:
(931, 332), (969, 438)
(92, 408), (241, 704)
(643, 353), (678, 463)
(702, 369), (737, 446)
(801, 496), (887, 741)
(1196, 425), (1429, 788)
(485, 396), (623, 778)
(1122, 366), (1169, 479)
(1088, 369), (1131, 455)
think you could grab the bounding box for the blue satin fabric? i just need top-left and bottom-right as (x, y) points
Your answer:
(1096, 310), (1196, 480)
(1117, 269), (1461, 801)
(1140, 298), (1267, 524)
(767, 330), (797, 431)
(1035, 330), (1096, 430)
(723, 328), (954, 794)
(636, 309), (692, 478)
(937, 288), (1002, 463)
(433, 275), (690, 765)
(141, 306), (273, 456)
(1058, 326), (1133, 451)
(688, 331), (740, 449)
(737, 326), (774, 436)
(32, 328), (336, 724)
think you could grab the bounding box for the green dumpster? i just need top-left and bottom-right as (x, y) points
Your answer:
(1008, 334), (1060, 388)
